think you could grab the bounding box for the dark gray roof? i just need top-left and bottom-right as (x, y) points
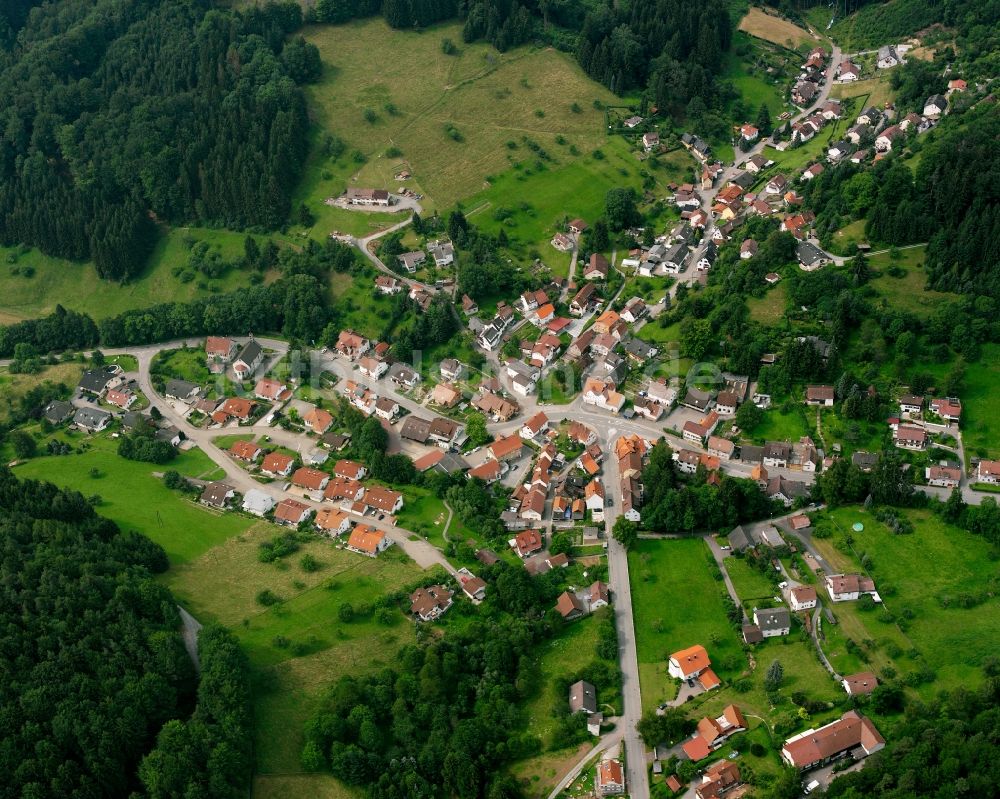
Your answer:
(728, 525), (751, 552)
(852, 451), (879, 469)
(683, 387), (713, 410)
(165, 379), (199, 399)
(755, 606), (791, 633)
(740, 445), (764, 463)
(78, 368), (114, 394)
(568, 680), (597, 714)
(796, 241), (827, 266)
(730, 171), (754, 189)
(432, 453), (469, 475)
(155, 426), (183, 444)
(73, 407), (111, 429)
(400, 416), (432, 442)
(43, 400), (75, 424)
(236, 339), (263, 365)
(121, 411), (150, 430)
(622, 338), (654, 360)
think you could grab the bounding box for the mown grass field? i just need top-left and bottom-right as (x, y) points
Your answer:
(960, 342), (1000, 461)
(868, 246), (961, 318)
(300, 19), (621, 215)
(12, 431), (252, 564)
(0, 227), (273, 324)
(813, 506), (1000, 694)
(629, 538), (746, 712)
(166, 525), (425, 773)
(738, 7), (814, 49)
(725, 556), (780, 603)
(831, 75), (896, 110)
(462, 135), (669, 267)
(747, 282), (788, 324)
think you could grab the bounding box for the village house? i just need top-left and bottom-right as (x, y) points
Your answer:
(336, 329), (370, 359)
(805, 385), (835, 406)
(375, 275), (402, 295)
(976, 459), (1000, 484)
(241, 489), (275, 517)
(489, 434), (525, 463)
(582, 377), (625, 414)
(274, 498), (312, 527)
(261, 451), (295, 478)
(569, 680), (597, 714)
(781, 711), (884, 770)
(428, 240), (455, 266)
(199, 481), (234, 510)
(345, 187), (391, 206)
(876, 124), (904, 152)
(643, 131), (660, 151)
(596, 759), (625, 797)
(304, 407), (334, 434)
(410, 585), (454, 622)
(899, 394), (924, 415)
(893, 424), (927, 450)
(877, 44), (900, 68)
(694, 760), (742, 799)
(357, 355), (388, 380)
(397, 251), (426, 273)
(72, 406), (112, 432)
(519, 411), (550, 441)
(105, 388), (136, 410)
(429, 382), (462, 409)
(291, 467), (330, 493)
(254, 377), (290, 402)
(79, 366), (125, 397)
(753, 606), (791, 638)
(346, 525), (392, 557)
(926, 463), (962, 487)
(838, 59), (860, 81)
(826, 573), (877, 602)
(682, 411), (720, 445)
(787, 585), (818, 612)
(569, 282), (598, 316)
(230, 439), (262, 463)
(554, 590), (587, 620)
(930, 396), (961, 422)
(668, 644), (720, 691)
(842, 672), (879, 697)
(324, 476), (365, 504)
(707, 436), (735, 460)
(205, 336), (238, 369)
(923, 94), (948, 118)
(551, 232), (574, 251)
(315, 508), (352, 537)
(363, 486), (404, 516)
(232, 340), (264, 381)
(512, 528), (543, 558)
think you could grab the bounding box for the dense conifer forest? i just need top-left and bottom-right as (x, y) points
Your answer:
(0, 0), (316, 280)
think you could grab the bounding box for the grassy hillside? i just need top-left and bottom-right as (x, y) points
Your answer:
(0, 227), (277, 324)
(299, 19), (623, 215)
